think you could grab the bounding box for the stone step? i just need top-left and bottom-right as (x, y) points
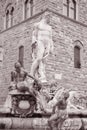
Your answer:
(0, 117), (49, 129)
(0, 117), (86, 130)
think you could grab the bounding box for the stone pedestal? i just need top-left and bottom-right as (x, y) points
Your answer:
(2, 83), (87, 129)
(0, 117), (86, 130)
(0, 117), (49, 129)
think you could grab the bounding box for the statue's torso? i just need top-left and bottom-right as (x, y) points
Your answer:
(58, 99), (67, 110)
(11, 69), (27, 83)
(36, 22), (51, 42)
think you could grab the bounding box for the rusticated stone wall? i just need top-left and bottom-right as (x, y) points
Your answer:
(0, 0), (87, 32)
(47, 0), (87, 24)
(0, 0), (87, 105)
(0, 0), (47, 32)
(0, 9), (87, 105)
(46, 10), (87, 91)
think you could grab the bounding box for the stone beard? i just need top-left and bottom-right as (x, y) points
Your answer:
(30, 16), (54, 82)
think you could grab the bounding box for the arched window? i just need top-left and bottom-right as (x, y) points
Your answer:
(74, 46), (81, 68)
(30, 0), (33, 16)
(63, 0), (69, 17)
(63, 0), (76, 20)
(5, 4), (14, 29)
(6, 10), (10, 29)
(25, 0), (33, 19)
(69, 0), (76, 19)
(11, 7), (14, 26)
(19, 46), (24, 67)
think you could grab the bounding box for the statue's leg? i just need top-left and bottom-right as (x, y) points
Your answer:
(48, 113), (58, 130)
(30, 59), (40, 77)
(38, 61), (47, 82)
(57, 110), (68, 130)
(30, 42), (44, 77)
(34, 90), (49, 112)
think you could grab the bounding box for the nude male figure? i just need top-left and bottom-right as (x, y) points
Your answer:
(4, 62), (29, 109)
(4, 62), (42, 109)
(30, 13), (54, 82)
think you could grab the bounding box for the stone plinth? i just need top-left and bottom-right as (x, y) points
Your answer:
(0, 117), (49, 129)
(0, 117), (86, 130)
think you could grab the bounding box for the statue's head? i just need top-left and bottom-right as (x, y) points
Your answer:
(14, 61), (21, 72)
(55, 87), (69, 102)
(63, 90), (69, 100)
(42, 12), (50, 24)
(33, 79), (42, 91)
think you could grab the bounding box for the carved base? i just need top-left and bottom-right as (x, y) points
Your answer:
(11, 94), (36, 117)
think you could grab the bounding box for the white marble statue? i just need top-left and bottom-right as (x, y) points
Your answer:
(30, 13), (54, 82)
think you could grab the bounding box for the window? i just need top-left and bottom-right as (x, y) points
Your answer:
(5, 4), (14, 29)
(6, 10), (10, 29)
(63, 0), (69, 17)
(11, 7), (14, 26)
(30, 0), (33, 17)
(74, 46), (81, 68)
(25, 0), (33, 19)
(69, 0), (76, 19)
(19, 46), (24, 67)
(63, 0), (76, 20)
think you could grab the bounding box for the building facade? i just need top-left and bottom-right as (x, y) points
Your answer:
(0, 0), (87, 105)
